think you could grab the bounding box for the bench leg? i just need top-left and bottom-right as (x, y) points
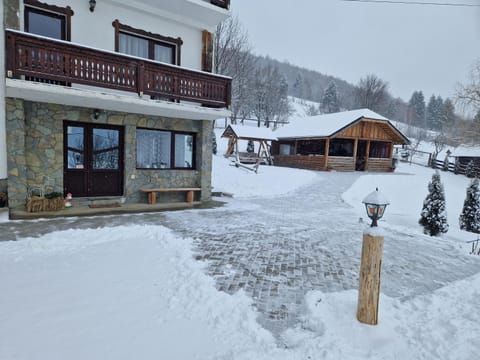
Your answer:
(186, 190), (194, 203)
(148, 192), (157, 205)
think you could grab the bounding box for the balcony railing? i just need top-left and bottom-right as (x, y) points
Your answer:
(6, 30), (231, 108)
(210, 0), (230, 10)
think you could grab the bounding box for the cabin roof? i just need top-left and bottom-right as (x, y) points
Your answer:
(274, 108), (409, 144)
(221, 124), (278, 141)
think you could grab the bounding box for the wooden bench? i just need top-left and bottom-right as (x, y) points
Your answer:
(140, 187), (201, 205)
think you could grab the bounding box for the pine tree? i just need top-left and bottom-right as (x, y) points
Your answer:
(459, 178), (480, 234)
(465, 160), (477, 178)
(212, 128), (217, 155)
(440, 98), (456, 131)
(321, 81), (340, 114)
(408, 91), (426, 128)
(419, 172), (449, 236)
(426, 95), (443, 130)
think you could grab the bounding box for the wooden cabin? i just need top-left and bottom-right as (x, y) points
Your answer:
(271, 109), (410, 172)
(222, 125), (276, 165)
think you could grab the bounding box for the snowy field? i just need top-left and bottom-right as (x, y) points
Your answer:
(1, 133), (480, 359)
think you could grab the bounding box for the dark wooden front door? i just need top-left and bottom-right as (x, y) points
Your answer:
(64, 122), (124, 197)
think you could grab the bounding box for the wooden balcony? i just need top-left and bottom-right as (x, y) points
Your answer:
(210, 0), (230, 10)
(5, 30), (231, 108)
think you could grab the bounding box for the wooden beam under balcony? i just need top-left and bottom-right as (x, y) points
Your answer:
(5, 30), (231, 108)
(210, 0), (230, 10)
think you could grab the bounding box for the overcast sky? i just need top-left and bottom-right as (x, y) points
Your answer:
(232, 0), (480, 105)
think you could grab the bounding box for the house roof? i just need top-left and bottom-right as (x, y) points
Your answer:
(274, 109), (409, 144)
(221, 124), (278, 141)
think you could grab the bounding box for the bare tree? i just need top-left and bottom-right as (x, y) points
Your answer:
(214, 16), (255, 124)
(354, 74), (390, 112)
(456, 59), (480, 111)
(430, 134), (447, 168)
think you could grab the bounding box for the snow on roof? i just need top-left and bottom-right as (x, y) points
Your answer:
(274, 109), (390, 139)
(223, 124), (278, 141)
(451, 145), (480, 157)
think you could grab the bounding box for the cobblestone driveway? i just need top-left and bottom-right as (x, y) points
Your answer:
(1, 172), (479, 337)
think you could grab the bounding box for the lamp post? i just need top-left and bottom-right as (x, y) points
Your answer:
(357, 188), (389, 325)
(362, 187), (390, 227)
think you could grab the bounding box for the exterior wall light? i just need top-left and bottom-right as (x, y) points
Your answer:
(89, 0), (97, 12)
(362, 188), (389, 227)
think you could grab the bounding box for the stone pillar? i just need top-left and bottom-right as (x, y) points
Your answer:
(5, 98), (27, 208)
(200, 120), (212, 201)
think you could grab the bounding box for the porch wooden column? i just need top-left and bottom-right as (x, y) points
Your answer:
(324, 138), (330, 170)
(365, 141), (371, 171)
(353, 138), (359, 169)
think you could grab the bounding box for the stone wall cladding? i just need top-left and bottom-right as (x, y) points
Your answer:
(5, 98), (212, 207)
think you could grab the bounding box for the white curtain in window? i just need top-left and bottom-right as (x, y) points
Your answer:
(119, 33), (148, 58)
(154, 43), (174, 64)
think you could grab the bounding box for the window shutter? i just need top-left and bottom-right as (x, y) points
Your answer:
(202, 30), (213, 73)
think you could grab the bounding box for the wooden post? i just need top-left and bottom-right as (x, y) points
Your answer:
(364, 141), (371, 171)
(324, 138), (330, 170)
(357, 232), (384, 325)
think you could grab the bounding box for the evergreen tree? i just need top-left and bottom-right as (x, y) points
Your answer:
(419, 172), (449, 236)
(246, 140), (254, 153)
(459, 178), (480, 234)
(441, 98), (456, 130)
(474, 110), (480, 125)
(212, 127), (217, 155)
(408, 91), (426, 128)
(465, 160), (478, 178)
(426, 95), (443, 130)
(321, 81), (340, 114)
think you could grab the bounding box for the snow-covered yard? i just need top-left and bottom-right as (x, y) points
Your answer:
(1, 144), (480, 359)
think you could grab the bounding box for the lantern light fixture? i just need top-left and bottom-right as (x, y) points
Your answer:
(362, 188), (390, 227)
(89, 0), (96, 12)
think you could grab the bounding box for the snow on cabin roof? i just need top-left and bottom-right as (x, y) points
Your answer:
(274, 109), (390, 139)
(222, 124), (278, 141)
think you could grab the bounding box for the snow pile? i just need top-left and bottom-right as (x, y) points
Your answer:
(342, 162), (471, 239)
(1, 224), (479, 360)
(212, 128), (318, 198)
(0, 225), (280, 360)
(212, 155), (319, 198)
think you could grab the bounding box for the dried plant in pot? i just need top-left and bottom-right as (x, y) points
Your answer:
(0, 192), (7, 208)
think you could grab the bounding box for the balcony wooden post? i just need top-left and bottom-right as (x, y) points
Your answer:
(6, 33), (15, 78)
(137, 61), (145, 97)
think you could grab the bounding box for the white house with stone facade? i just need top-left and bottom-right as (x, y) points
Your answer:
(1, 0), (231, 217)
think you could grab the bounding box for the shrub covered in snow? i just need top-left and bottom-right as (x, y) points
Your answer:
(419, 171), (449, 236)
(459, 178), (480, 234)
(465, 160), (478, 178)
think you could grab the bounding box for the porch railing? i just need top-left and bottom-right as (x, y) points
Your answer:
(6, 30), (231, 108)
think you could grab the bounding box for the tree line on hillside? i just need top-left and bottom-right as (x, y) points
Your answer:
(214, 16), (480, 144)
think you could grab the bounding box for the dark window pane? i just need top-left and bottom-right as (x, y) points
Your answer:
(68, 151), (84, 169)
(93, 150), (119, 169)
(67, 126), (84, 151)
(329, 139), (354, 157)
(27, 11), (64, 39)
(93, 129), (119, 151)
